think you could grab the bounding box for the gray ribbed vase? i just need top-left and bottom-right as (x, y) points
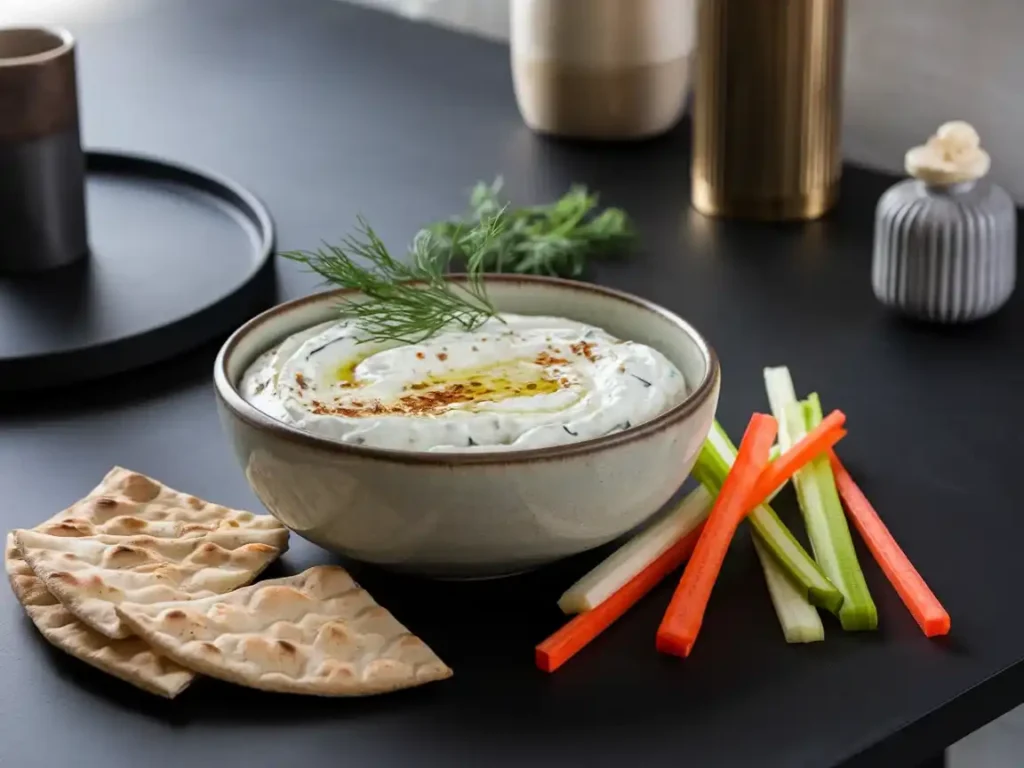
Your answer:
(872, 179), (1016, 323)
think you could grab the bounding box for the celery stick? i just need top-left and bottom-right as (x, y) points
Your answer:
(558, 486), (713, 614)
(752, 532), (824, 643)
(692, 421), (843, 613)
(764, 366), (799, 449)
(765, 367), (875, 629)
(793, 394), (877, 630)
(697, 422), (784, 504)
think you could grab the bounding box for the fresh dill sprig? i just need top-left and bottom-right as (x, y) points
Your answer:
(280, 179), (633, 343)
(425, 178), (634, 278)
(280, 214), (505, 344)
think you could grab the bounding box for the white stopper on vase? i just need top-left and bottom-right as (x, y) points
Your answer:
(904, 121), (990, 186)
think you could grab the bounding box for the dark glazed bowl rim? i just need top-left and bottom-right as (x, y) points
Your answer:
(213, 274), (720, 466)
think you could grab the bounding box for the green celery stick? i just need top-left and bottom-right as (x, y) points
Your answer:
(793, 394), (878, 630)
(765, 367), (876, 630)
(752, 531), (824, 643)
(693, 421), (844, 614)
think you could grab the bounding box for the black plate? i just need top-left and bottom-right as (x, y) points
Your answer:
(0, 149), (275, 390)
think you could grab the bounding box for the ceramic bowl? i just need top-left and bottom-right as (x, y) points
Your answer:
(213, 275), (720, 578)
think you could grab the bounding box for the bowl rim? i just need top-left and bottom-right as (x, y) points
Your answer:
(213, 274), (720, 466)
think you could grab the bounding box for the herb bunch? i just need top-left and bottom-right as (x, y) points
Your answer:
(281, 215), (504, 344)
(426, 178), (634, 278)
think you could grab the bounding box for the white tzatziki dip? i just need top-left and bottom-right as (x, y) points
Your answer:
(240, 314), (687, 452)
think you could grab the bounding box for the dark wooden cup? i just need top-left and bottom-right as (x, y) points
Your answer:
(0, 27), (88, 273)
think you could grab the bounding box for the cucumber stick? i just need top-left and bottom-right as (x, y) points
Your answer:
(558, 486), (713, 614)
(765, 364), (877, 631)
(692, 421), (843, 614)
(752, 532), (824, 643)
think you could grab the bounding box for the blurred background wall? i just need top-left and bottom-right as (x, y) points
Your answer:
(347, 0), (1024, 202)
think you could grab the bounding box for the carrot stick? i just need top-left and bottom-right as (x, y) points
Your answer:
(749, 410), (847, 505)
(539, 411), (848, 671)
(536, 522), (706, 673)
(828, 450), (950, 637)
(656, 413), (778, 658)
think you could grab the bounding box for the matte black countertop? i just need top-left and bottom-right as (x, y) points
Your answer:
(3, 2), (1023, 766)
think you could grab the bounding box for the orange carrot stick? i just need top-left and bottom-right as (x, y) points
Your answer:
(828, 450), (950, 637)
(750, 410), (847, 504)
(536, 522), (706, 673)
(539, 411), (848, 671)
(656, 413), (778, 658)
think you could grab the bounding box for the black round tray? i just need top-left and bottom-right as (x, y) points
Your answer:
(0, 150), (276, 391)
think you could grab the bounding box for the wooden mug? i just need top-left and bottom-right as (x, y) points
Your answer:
(0, 27), (88, 272)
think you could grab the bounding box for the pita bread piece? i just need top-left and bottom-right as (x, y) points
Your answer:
(3, 467), (286, 697)
(116, 566), (453, 696)
(15, 529), (286, 639)
(5, 533), (194, 698)
(35, 466), (289, 543)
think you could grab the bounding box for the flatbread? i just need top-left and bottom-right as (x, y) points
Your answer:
(15, 529), (286, 639)
(4, 468), (290, 696)
(5, 533), (195, 698)
(33, 466), (288, 540)
(116, 566), (453, 696)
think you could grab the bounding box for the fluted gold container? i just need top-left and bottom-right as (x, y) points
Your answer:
(692, 0), (845, 221)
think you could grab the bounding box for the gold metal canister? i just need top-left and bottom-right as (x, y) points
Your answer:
(691, 0), (845, 221)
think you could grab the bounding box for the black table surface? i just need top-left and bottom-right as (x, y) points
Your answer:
(3, 1), (1023, 767)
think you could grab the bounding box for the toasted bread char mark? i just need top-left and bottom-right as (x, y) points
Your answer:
(121, 473), (161, 503)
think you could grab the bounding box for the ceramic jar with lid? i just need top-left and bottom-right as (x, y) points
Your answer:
(510, 0), (694, 140)
(872, 122), (1016, 323)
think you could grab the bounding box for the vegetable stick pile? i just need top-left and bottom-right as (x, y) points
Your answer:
(537, 366), (950, 673)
